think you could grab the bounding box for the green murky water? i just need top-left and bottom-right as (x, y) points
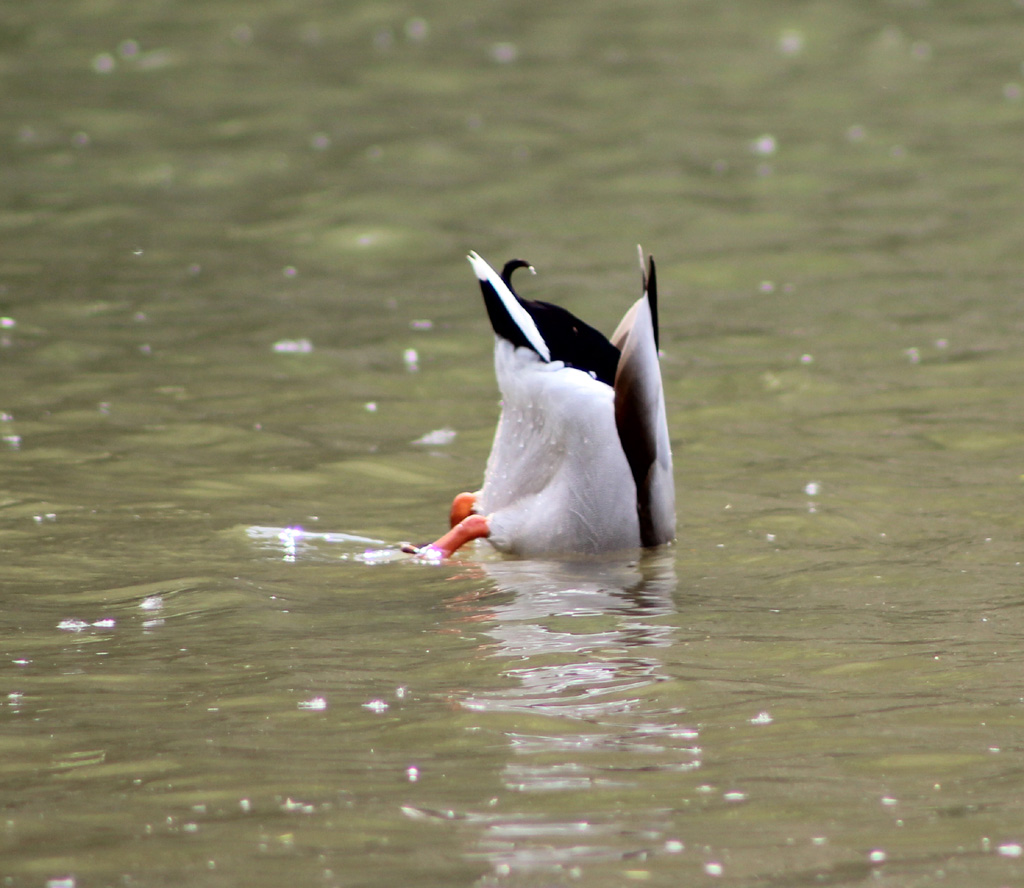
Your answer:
(2, 1), (1024, 885)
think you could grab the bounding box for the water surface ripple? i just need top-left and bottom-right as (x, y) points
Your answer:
(2, 1), (1024, 886)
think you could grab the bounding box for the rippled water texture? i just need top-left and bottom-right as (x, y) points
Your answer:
(3, 1), (1024, 886)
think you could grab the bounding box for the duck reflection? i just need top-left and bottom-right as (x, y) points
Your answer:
(444, 552), (701, 875)
(458, 553), (679, 722)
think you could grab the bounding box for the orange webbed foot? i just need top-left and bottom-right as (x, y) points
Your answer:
(449, 491), (478, 528)
(414, 513), (490, 560)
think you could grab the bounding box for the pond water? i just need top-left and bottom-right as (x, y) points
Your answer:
(2, 1), (1024, 885)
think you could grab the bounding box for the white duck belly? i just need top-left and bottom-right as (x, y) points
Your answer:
(478, 340), (642, 557)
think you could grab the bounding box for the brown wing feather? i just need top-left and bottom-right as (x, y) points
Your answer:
(613, 250), (676, 546)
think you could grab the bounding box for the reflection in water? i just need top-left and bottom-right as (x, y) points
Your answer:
(461, 557), (678, 716)
(444, 554), (700, 876)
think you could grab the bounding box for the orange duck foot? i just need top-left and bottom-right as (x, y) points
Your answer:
(407, 513), (490, 560)
(449, 491), (478, 528)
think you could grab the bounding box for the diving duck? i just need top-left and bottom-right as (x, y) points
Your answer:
(416, 247), (675, 559)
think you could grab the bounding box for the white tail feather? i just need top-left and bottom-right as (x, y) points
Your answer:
(467, 251), (550, 361)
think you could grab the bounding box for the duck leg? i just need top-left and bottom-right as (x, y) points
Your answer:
(418, 513), (490, 559)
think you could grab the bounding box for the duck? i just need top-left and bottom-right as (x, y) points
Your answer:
(413, 247), (675, 559)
